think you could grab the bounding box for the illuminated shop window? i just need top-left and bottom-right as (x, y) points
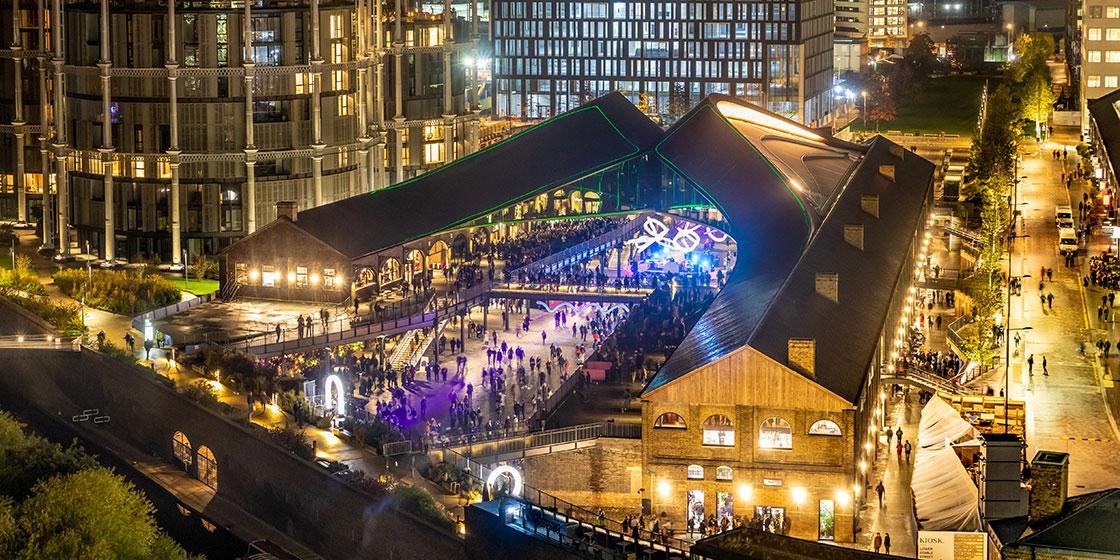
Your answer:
(654, 412), (687, 429)
(702, 414), (735, 447)
(759, 417), (793, 449)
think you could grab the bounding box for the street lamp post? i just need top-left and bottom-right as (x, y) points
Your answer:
(861, 91), (868, 133)
(1006, 23), (1015, 59)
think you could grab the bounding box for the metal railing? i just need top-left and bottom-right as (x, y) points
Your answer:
(884, 364), (965, 395)
(0, 334), (81, 351)
(131, 291), (216, 331)
(238, 216), (656, 357)
(443, 421), (642, 464)
(434, 446), (689, 555)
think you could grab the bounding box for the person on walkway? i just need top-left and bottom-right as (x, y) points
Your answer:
(275, 323), (282, 343)
(873, 532), (883, 553)
(143, 337), (153, 360)
(904, 439), (912, 462)
(886, 427), (893, 445)
(1047, 268), (1053, 282)
(895, 426), (903, 441)
(875, 480), (885, 507)
(1047, 292), (1054, 309)
(884, 533), (892, 554)
(1027, 354), (1034, 376)
(896, 439), (903, 460)
(1043, 355), (1049, 376)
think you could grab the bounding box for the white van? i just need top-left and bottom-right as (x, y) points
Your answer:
(1058, 227), (1078, 254)
(1056, 205), (1074, 228)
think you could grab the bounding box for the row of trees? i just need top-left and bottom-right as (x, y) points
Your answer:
(960, 33), (1055, 360)
(0, 411), (199, 559)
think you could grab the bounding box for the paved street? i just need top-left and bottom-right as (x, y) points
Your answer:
(995, 128), (1120, 492)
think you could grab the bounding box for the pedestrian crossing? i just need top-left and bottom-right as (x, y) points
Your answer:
(1065, 436), (1113, 443)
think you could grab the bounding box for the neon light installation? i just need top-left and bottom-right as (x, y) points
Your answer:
(324, 374), (345, 416)
(485, 465), (524, 497)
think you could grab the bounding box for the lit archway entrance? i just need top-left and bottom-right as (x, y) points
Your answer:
(172, 431), (193, 470)
(197, 446), (218, 490)
(324, 374), (346, 417)
(486, 465), (524, 497)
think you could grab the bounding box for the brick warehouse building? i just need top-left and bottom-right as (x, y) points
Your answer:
(220, 93), (934, 543)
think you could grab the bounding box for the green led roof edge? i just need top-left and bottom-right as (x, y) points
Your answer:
(352, 107), (647, 258)
(374, 104), (643, 194)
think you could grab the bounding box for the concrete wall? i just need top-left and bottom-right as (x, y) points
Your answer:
(0, 347), (464, 560)
(520, 438), (644, 518)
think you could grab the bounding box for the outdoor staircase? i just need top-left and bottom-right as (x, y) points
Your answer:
(387, 319), (447, 370)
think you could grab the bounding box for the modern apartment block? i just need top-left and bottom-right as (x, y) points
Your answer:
(0, 0), (483, 263)
(490, 0), (834, 126)
(1078, 0), (1120, 132)
(868, 0), (907, 49)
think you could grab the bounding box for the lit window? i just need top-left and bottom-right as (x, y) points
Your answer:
(1107, 75), (1119, 88)
(332, 42), (343, 64)
(333, 69), (345, 90)
(687, 465), (704, 479)
(329, 14), (344, 39)
(654, 412), (687, 429)
(295, 72), (309, 94)
(1109, 6), (1120, 18)
(133, 159), (145, 178)
(1089, 75), (1102, 88)
(809, 419), (843, 436)
(324, 268), (336, 288)
(338, 95), (351, 116)
(1090, 28), (1103, 40)
(1108, 51), (1120, 62)
(427, 27), (441, 46)
(715, 466), (733, 481)
(759, 417), (793, 449)
(1089, 50), (1103, 63)
(295, 266), (308, 288)
(424, 142), (444, 164)
(1108, 28), (1120, 40)
(235, 263), (247, 284)
(261, 265), (277, 287)
(702, 414), (734, 447)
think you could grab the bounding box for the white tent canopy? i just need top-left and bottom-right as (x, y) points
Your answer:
(912, 396), (981, 531)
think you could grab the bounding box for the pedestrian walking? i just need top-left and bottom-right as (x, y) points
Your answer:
(886, 427), (893, 445)
(895, 426), (903, 441)
(884, 533), (892, 554)
(1047, 292), (1054, 309)
(873, 532), (883, 553)
(1047, 267), (1053, 282)
(904, 439), (912, 462)
(1043, 355), (1048, 376)
(1027, 354), (1034, 375)
(896, 440), (903, 460)
(875, 480), (885, 507)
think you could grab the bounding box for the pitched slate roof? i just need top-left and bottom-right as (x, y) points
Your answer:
(1088, 89), (1120, 182)
(292, 92), (660, 259)
(640, 96), (935, 404)
(746, 139), (933, 403)
(1010, 489), (1120, 555)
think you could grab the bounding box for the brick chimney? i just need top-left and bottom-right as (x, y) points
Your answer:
(1028, 451), (1069, 522)
(276, 200), (299, 222)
